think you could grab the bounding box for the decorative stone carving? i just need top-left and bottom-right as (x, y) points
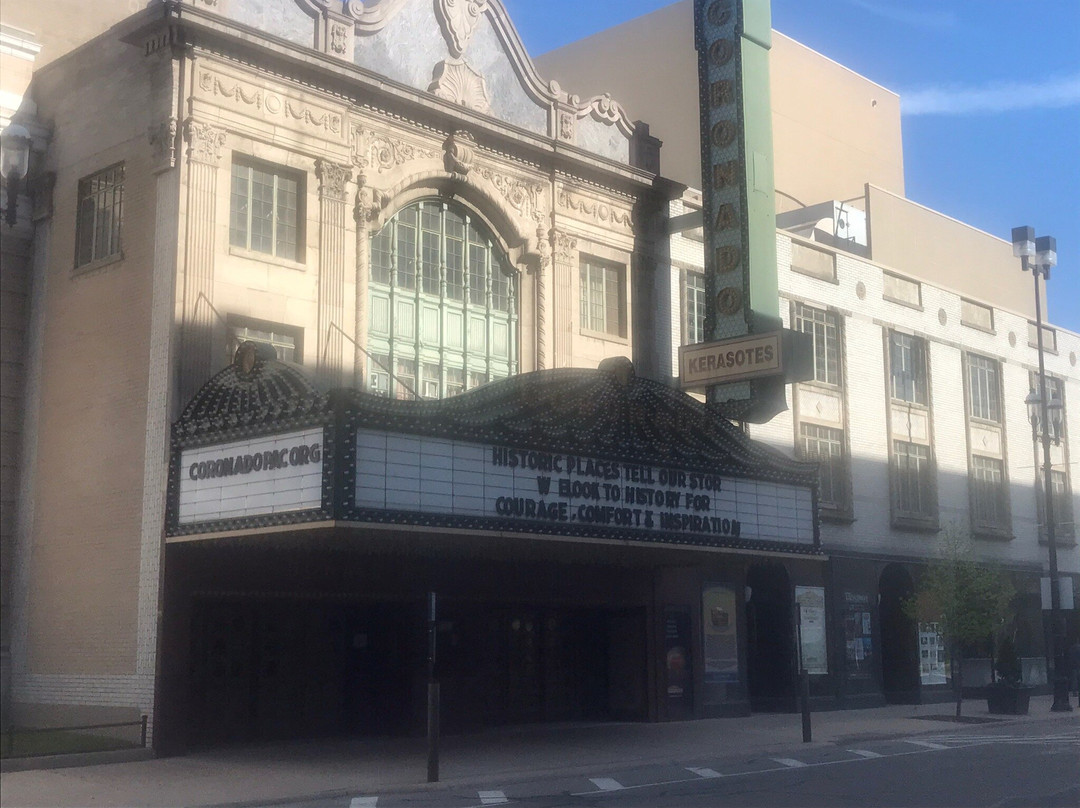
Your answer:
(330, 21), (350, 55)
(148, 117), (178, 171)
(355, 174), (390, 224)
(429, 59), (491, 114)
(435, 0), (489, 58)
(443, 130), (477, 175)
(551, 229), (578, 262)
(557, 190), (633, 231)
(476, 166), (544, 223)
(557, 110), (575, 143)
(353, 127), (440, 172)
(199, 71), (343, 134)
(535, 223), (552, 270)
(184, 119), (227, 164)
(316, 159), (352, 201)
(587, 94), (624, 125)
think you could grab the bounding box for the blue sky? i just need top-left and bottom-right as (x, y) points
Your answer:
(504, 0), (1080, 333)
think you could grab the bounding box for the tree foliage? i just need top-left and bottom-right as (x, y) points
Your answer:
(904, 526), (1015, 650)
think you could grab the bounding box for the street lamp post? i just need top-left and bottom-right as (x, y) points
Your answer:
(1013, 225), (1072, 713)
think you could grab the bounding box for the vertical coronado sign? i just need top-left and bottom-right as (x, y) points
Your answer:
(693, 0), (781, 415)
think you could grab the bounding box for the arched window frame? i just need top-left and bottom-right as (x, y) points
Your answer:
(367, 198), (519, 399)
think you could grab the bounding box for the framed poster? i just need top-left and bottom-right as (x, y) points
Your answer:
(795, 586), (828, 675)
(702, 584), (739, 684)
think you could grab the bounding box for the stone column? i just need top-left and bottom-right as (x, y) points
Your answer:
(316, 159), (352, 385)
(551, 229), (578, 368)
(179, 119), (226, 405)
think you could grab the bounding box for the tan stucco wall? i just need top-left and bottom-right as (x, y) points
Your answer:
(866, 185), (1040, 320)
(24, 38), (157, 675)
(535, 1), (904, 207)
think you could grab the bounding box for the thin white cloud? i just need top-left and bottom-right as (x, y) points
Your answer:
(843, 0), (958, 28)
(902, 74), (1080, 115)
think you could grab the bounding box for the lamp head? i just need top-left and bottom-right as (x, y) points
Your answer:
(1012, 226), (1036, 259)
(0, 123), (31, 182)
(1034, 235), (1057, 274)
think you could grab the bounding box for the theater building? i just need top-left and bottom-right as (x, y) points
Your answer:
(3, 0), (828, 750)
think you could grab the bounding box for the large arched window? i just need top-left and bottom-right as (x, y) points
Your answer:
(367, 199), (518, 398)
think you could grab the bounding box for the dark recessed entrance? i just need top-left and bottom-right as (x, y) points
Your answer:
(879, 563), (920, 703)
(746, 563), (795, 711)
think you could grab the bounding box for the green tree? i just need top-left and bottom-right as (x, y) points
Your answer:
(904, 525), (1015, 717)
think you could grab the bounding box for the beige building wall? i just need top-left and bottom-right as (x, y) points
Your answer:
(866, 185), (1040, 321)
(18, 36), (158, 682)
(535, 0), (904, 207)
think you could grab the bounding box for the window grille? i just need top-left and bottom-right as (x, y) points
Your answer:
(75, 163), (124, 267)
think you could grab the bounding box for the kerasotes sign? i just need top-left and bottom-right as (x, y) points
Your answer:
(680, 331), (782, 388)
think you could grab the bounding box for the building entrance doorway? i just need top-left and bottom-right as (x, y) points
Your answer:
(746, 563), (795, 711)
(879, 564), (920, 703)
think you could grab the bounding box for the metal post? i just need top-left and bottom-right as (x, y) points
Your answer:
(1032, 269), (1072, 713)
(426, 591), (440, 781)
(796, 603), (811, 742)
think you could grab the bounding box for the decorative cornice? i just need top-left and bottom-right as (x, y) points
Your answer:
(429, 59), (491, 115)
(198, 70), (343, 135)
(353, 126), (441, 172)
(557, 189), (633, 231)
(148, 117), (178, 172)
(476, 166), (544, 223)
(184, 119), (227, 165)
(316, 158), (352, 200)
(435, 0), (489, 58)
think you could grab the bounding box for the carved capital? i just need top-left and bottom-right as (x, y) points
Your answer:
(148, 117), (178, 172)
(316, 158), (352, 201)
(184, 119), (227, 165)
(429, 59), (491, 114)
(551, 229), (578, 262)
(435, 0), (489, 58)
(443, 130), (477, 176)
(355, 174), (390, 225)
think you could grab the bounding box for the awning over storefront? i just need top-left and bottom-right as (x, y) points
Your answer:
(167, 347), (820, 556)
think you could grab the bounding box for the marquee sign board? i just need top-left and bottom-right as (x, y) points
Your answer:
(354, 429), (815, 548)
(177, 428), (326, 524)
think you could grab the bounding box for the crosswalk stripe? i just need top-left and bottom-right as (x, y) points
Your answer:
(687, 766), (723, 778)
(772, 758), (807, 768)
(479, 790), (509, 805)
(350, 799), (378, 808)
(904, 740), (949, 750)
(589, 777), (625, 791)
(847, 749), (883, 758)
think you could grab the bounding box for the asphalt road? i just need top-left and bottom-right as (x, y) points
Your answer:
(277, 717), (1080, 808)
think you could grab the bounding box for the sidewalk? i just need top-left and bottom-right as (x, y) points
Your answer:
(1, 696), (1075, 808)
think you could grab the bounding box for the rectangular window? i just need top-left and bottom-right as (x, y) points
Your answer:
(685, 271), (706, 345)
(371, 228), (393, 285)
(394, 358), (416, 400)
(1027, 322), (1057, 352)
(889, 332), (928, 406)
(75, 163), (124, 268)
(230, 159), (301, 261)
(971, 455), (1007, 529)
(1037, 469), (1075, 542)
(799, 423), (848, 510)
(893, 440), (934, 519)
(445, 367), (465, 397)
(369, 353), (391, 397)
(883, 272), (921, 307)
(579, 258), (625, 337)
(960, 299), (994, 331)
(226, 318), (302, 364)
(790, 241), (836, 282)
(1029, 374), (1065, 442)
(794, 303), (841, 386)
(966, 353), (1001, 422)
